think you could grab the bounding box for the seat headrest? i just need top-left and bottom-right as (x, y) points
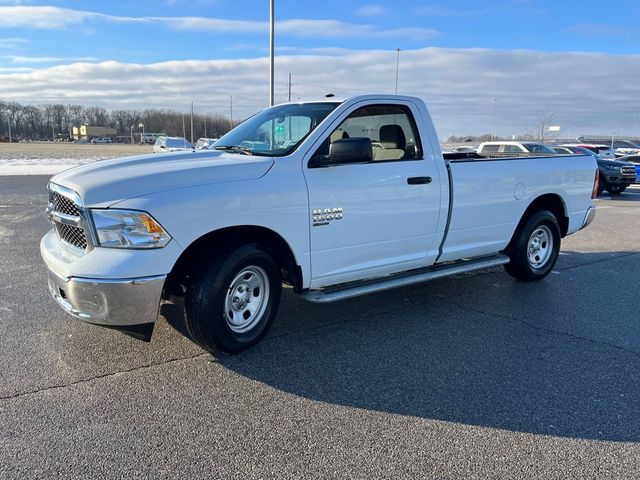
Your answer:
(379, 125), (406, 149)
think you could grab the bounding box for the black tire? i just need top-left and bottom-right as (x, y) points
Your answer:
(606, 185), (626, 195)
(184, 244), (282, 354)
(505, 210), (561, 282)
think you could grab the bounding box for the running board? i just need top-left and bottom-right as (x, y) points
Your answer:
(301, 254), (510, 304)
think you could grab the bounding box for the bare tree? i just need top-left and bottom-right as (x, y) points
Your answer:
(84, 106), (109, 126)
(67, 104), (85, 128)
(0, 99), (236, 140)
(533, 111), (557, 143)
(111, 109), (141, 136)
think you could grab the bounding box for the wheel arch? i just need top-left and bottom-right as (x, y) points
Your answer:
(165, 225), (303, 297)
(507, 193), (569, 251)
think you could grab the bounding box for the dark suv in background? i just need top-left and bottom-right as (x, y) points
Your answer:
(553, 146), (637, 195)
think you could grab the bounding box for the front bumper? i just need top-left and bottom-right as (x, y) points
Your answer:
(603, 173), (635, 185)
(46, 267), (166, 326)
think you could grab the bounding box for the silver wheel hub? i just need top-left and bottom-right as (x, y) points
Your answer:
(527, 225), (553, 269)
(224, 266), (270, 334)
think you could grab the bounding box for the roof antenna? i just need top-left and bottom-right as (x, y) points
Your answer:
(324, 93), (335, 98)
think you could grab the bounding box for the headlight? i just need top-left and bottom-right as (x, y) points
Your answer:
(91, 209), (171, 249)
(605, 165), (621, 171)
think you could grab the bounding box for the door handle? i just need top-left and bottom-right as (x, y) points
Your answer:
(407, 176), (432, 185)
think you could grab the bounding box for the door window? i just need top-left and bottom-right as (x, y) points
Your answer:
(315, 104), (423, 163)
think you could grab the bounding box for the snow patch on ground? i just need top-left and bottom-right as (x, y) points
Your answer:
(0, 158), (98, 176)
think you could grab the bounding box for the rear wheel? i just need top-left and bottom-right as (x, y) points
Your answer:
(184, 244), (282, 354)
(606, 185), (627, 195)
(505, 210), (561, 282)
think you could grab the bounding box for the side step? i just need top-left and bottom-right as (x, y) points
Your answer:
(301, 254), (510, 304)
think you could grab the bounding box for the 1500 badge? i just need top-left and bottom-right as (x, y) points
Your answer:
(313, 207), (343, 227)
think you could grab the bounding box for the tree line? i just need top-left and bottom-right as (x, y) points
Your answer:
(0, 100), (235, 142)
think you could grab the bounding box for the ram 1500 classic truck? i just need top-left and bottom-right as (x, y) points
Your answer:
(41, 95), (598, 353)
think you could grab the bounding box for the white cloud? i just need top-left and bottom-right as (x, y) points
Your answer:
(355, 5), (387, 16)
(566, 23), (633, 38)
(0, 48), (638, 138)
(0, 36), (28, 48)
(0, 6), (438, 39)
(0, 6), (93, 28)
(6, 55), (98, 64)
(0, 66), (33, 73)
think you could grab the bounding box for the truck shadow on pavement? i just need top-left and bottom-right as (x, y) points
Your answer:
(161, 250), (640, 443)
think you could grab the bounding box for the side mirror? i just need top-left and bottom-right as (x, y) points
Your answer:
(330, 137), (373, 164)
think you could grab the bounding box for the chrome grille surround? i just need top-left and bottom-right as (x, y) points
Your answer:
(621, 166), (636, 177)
(46, 183), (94, 253)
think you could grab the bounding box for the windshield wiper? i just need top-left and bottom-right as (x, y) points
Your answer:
(214, 145), (253, 155)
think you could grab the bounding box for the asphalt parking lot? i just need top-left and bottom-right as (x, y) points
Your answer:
(1, 176), (639, 479)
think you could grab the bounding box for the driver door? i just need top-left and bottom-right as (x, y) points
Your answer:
(303, 102), (442, 288)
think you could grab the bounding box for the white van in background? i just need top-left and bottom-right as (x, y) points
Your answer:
(153, 136), (194, 153)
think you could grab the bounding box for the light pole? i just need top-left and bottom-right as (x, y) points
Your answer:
(269, 0), (275, 106)
(491, 98), (498, 141)
(138, 123), (144, 144)
(394, 48), (402, 94)
(130, 125), (134, 144)
(7, 114), (12, 143)
(633, 114), (639, 140)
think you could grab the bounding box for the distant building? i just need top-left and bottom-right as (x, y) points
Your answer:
(72, 125), (117, 141)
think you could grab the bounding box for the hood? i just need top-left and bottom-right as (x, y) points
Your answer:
(597, 158), (634, 168)
(51, 150), (274, 207)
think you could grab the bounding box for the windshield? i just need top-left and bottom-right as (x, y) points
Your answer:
(523, 143), (555, 154)
(215, 102), (339, 156)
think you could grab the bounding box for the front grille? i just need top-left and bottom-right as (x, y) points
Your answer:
(51, 191), (80, 216)
(621, 166), (636, 177)
(47, 184), (89, 252)
(54, 223), (88, 250)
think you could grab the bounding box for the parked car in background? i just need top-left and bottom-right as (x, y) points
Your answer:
(553, 145), (597, 157)
(606, 140), (640, 157)
(153, 136), (193, 153)
(554, 145), (635, 194)
(615, 155), (640, 182)
(477, 141), (556, 156)
(551, 146), (574, 155)
(195, 137), (219, 150)
(562, 144), (616, 160)
(450, 145), (477, 153)
(91, 137), (112, 144)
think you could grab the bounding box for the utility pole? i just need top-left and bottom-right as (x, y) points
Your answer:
(190, 101), (194, 144)
(269, 0), (275, 106)
(491, 98), (498, 141)
(394, 48), (402, 94)
(288, 72), (292, 102)
(8, 115), (12, 143)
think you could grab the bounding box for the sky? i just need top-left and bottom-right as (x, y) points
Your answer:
(0, 0), (639, 138)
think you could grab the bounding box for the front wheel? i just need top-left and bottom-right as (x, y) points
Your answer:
(606, 185), (627, 195)
(184, 244), (282, 354)
(505, 210), (561, 282)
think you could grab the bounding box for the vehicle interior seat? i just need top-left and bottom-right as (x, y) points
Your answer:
(374, 124), (406, 161)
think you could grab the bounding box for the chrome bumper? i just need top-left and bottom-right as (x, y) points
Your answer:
(46, 268), (166, 326)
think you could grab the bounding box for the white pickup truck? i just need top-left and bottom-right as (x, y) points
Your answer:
(41, 95), (598, 353)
